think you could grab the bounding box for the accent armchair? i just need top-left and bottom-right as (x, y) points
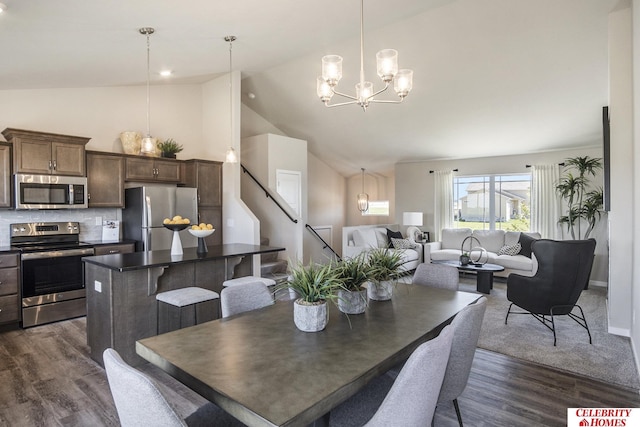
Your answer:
(504, 239), (596, 346)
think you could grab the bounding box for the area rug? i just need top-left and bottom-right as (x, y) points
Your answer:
(458, 277), (640, 390)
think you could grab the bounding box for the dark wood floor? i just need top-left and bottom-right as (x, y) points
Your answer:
(0, 317), (638, 427)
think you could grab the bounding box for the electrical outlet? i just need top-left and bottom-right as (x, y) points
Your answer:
(95, 216), (102, 226)
(94, 280), (102, 293)
(227, 218), (235, 227)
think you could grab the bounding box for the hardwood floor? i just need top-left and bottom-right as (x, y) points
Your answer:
(0, 317), (638, 427)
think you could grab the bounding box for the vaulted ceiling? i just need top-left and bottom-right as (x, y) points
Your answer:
(0, 0), (617, 176)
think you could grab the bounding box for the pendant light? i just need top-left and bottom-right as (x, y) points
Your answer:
(357, 168), (369, 212)
(139, 27), (157, 155)
(224, 36), (238, 164)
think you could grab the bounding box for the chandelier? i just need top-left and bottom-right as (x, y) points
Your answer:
(357, 168), (369, 212)
(316, 0), (413, 111)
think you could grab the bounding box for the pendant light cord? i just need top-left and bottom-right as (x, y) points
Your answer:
(146, 32), (151, 137)
(359, 0), (365, 87)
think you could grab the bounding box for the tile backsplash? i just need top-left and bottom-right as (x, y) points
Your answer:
(0, 208), (122, 246)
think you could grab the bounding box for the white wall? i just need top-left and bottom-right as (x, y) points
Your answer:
(609, 1), (634, 336)
(394, 147), (608, 283)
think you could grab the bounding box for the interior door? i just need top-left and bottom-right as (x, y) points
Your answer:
(276, 169), (301, 217)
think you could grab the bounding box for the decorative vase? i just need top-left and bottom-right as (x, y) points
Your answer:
(337, 289), (367, 314)
(119, 131), (142, 155)
(460, 254), (470, 266)
(367, 280), (393, 301)
(293, 299), (328, 332)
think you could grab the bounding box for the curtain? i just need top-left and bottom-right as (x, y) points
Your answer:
(433, 170), (454, 241)
(531, 164), (561, 239)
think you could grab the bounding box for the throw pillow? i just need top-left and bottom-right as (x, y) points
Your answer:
(518, 233), (536, 258)
(498, 243), (522, 256)
(391, 237), (415, 250)
(386, 229), (403, 248)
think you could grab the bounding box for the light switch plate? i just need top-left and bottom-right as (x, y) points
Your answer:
(94, 280), (102, 292)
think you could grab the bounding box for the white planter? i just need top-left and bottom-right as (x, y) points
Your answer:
(337, 289), (367, 314)
(367, 280), (394, 301)
(294, 299), (328, 332)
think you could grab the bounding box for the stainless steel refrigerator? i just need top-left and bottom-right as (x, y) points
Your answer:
(122, 186), (198, 252)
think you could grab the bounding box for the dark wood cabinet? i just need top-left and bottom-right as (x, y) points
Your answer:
(125, 157), (181, 183)
(2, 128), (89, 176)
(184, 160), (223, 245)
(87, 151), (125, 208)
(0, 143), (11, 208)
(0, 253), (20, 325)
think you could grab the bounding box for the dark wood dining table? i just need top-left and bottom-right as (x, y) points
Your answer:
(136, 283), (480, 427)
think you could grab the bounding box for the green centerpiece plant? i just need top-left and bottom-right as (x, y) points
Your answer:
(282, 261), (342, 332)
(334, 254), (370, 314)
(366, 247), (405, 301)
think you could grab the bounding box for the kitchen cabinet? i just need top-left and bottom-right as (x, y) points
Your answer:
(183, 160), (223, 245)
(86, 151), (125, 208)
(0, 253), (20, 325)
(0, 143), (11, 208)
(94, 242), (135, 256)
(125, 156), (181, 183)
(2, 128), (89, 176)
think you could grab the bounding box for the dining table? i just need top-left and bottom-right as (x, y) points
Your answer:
(136, 283), (480, 427)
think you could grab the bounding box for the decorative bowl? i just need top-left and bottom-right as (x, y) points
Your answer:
(188, 229), (215, 238)
(163, 223), (190, 232)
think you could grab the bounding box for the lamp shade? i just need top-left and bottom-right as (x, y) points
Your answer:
(402, 212), (423, 227)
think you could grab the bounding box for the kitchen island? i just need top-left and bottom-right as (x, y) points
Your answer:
(83, 244), (285, 366)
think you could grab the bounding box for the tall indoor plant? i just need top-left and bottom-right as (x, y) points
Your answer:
(282, 261), (342, 332)
(334, 254), (369, 314)
(366, 248), (404, 301)
(555, 156), (604, 239)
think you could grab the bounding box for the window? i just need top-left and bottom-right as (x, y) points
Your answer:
(453, 174), (530, 231)
(362, 200), (389, 216)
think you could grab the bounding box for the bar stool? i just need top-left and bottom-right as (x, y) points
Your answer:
(156, 287), (220, 334)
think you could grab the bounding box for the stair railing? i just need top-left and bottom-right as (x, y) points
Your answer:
(305, 224), (342, 262)
(241, 164), (298, 224)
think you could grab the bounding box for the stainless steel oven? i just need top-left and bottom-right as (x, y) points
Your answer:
(11, 222), (94, 328)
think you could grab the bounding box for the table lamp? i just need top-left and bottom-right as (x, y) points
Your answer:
(402, 212), (425, 241)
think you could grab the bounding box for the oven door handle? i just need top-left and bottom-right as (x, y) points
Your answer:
(21, 248), (95, 260)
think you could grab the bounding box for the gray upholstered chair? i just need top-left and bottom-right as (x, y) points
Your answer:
(330, 325), (454, 427)
(436, 296), (488, 427)
(412, 262), (459, 290)
(103, 348), (245, 427)
(220, 281), (274, 318)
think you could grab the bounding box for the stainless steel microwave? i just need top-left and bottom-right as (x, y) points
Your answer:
(14, 174), (88, 209)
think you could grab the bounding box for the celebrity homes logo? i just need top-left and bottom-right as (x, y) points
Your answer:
(567, 408), (638, 426)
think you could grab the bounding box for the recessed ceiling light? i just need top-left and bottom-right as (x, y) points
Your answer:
(0, 3), (7, 13)
(160, 70), (172, 77)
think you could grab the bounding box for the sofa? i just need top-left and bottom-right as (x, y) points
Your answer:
(342, 224), (421, 272)
(424, 228), (541, 278)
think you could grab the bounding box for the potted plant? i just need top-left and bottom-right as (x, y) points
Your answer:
(334, 254), (369, 314)
(366, 248), (404, 301)
(281, 261), (342, 332)
(555, 156), (604, 239)
(459, 251), (470, 266)
(156, 138), (183, 159)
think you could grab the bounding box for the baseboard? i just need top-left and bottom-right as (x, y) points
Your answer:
(590, 280), (607, 288)
(606, 298), (630, 336)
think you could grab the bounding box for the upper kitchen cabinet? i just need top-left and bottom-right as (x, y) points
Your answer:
(86, 151), (125, 208)
(1, 128), (89, 176)
(183, 160), (222, 207)
(125, 156), (181, 183)
(0, 143), (11, 208)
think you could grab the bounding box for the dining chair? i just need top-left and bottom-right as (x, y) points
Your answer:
(412, 262), (459, 290)
(436, 296), (488, 427)
(103, 348), (245, 427)
(330, 325), (454, 427)
(220, 280), (274, 318)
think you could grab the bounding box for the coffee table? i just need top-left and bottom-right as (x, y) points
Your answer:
(433, 260), (505, 294)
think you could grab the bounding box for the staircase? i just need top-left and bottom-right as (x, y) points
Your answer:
(260, 237), (289, 284)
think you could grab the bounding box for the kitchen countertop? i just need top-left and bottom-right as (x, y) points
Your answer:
(82, 243), (285, 272)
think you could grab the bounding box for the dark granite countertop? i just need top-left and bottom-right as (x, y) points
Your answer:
(0, 247), (21, 254)
(82, 243), (285, 272)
